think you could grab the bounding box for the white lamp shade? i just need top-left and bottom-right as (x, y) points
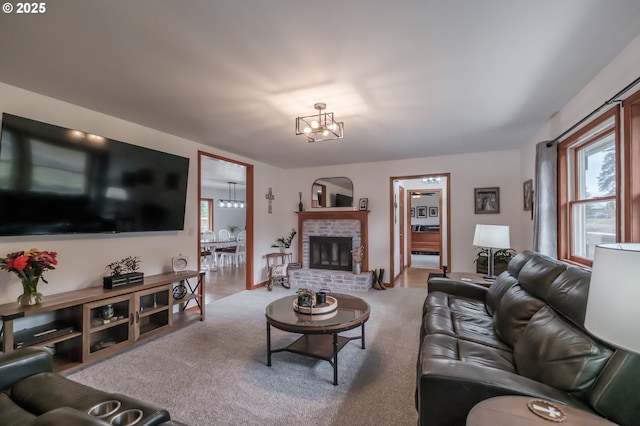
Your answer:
(473, 224), (511, 249)
(585, 243), (640, 354)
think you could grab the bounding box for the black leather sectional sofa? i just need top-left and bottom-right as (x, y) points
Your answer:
(0, 347), (184, 425)
(417, 250), (640, 425)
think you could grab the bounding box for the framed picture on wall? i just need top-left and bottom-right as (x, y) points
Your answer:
(523, 179), (533, 211)
(474, 187), (500, 214)
(417, 206), (427, 218)
(411, 207), (415, 217)
(429, 207), (438, 217)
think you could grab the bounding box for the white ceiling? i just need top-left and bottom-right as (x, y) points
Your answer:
(201, 156), (246, 189)
(2, 0), (640, 170)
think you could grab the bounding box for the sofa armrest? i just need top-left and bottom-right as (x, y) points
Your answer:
(417, 358), (593, 426)
(427, 277), (488, 300)
(0, 347), (53, 390)
(30, 407), (111, 425)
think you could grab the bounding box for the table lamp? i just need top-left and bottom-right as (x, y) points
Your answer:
(473, 224), (511, 280)
(585, 243), (640, 354)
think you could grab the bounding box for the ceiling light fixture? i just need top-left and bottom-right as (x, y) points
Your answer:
(218, 182), (245, 208)
(295, 103), (344, 143)
(422, 177), (441, 184)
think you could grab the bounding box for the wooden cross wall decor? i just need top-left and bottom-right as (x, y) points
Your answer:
(265, 187), (275, 213)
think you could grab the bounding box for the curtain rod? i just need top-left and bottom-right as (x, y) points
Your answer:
(547, 75), (640, 147)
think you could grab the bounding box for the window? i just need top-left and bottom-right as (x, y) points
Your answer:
(559, 108), (620, 266)
(200, 198), (213, 232)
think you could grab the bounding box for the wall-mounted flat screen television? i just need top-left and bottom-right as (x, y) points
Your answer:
(0, 113), (190, 236)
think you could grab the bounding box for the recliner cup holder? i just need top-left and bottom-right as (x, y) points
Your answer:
(110, 409), (144, 426)
(88, 400), (121, 418)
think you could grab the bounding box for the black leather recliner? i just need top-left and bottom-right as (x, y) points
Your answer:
(0, 347), (184, 425)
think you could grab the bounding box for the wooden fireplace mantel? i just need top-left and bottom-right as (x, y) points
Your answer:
(296, 210), (369, 271)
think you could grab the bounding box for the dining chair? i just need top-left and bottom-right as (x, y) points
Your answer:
(200, 231), (216, 270)
(220, 230), (245, 267)
(219, 229), (231, 242)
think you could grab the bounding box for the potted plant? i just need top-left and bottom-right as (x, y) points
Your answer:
(474, 248), (516, 275)
(271, 228), (297, 254)
(228, 225), (240, 236)
(103, 256), (143, 289)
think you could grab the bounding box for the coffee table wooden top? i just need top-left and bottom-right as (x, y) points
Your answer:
(265, 293), (370, 334)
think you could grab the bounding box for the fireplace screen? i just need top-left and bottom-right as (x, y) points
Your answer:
(309, 236), (353, 271)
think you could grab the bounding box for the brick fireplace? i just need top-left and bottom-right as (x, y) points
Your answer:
(290, 210), (373, 291)
(309, 236), (353, 271)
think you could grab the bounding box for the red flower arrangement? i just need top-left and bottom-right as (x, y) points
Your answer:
(1, 248), (58, 304)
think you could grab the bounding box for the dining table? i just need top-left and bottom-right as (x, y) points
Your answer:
(200, 239), (237, 270)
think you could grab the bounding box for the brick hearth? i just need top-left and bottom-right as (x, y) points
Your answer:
(289, 269), (374, 292)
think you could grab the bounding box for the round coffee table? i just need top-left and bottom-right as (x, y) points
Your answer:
(265, 293), (370, 385)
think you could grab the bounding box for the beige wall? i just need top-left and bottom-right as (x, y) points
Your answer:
(284, 149), (524, 278)
(0, 83), (285, 304)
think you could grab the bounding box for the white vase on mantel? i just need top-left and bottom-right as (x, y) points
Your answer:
(353, 262), (362, 275)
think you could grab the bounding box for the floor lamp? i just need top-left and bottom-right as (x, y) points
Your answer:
(473, 224), (511, 280)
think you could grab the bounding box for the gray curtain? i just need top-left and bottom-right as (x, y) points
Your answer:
(533, 141), (557, 257)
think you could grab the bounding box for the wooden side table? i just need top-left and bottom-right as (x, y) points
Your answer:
(466, 396), (617, 426)
(446, 272), (493, 287)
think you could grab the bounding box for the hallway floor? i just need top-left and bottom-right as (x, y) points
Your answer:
(202, 264), (246, 304)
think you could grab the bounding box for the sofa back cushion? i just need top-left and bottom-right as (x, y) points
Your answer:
(485, 274), (518, 317)
(517, 253), (567, 301)
(514, 306), (613, 398)
(493, 285), (545, 347)
(546, 267), (591, 328)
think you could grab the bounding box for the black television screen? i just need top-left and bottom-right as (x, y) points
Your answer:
(0, 113), (190, 236)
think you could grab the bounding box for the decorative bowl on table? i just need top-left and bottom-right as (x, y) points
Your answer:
(293, 295), (338, 315)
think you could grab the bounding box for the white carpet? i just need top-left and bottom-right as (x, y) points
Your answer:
(68, 287), (423, 425)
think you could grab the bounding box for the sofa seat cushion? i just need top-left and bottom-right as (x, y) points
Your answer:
(421, 334), (516, 373)
(11, 372), (110, 415)
(0, 392), (36, 426)
(425, 291), (486, 314)
(514, 306), (614, 398)
(422, 305), (511, 351)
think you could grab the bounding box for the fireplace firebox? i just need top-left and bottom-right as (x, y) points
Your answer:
(309, 236), (353, 271)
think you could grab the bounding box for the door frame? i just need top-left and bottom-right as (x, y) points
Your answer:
(389, 173), (451, 285)
(198, 151), (254, 290)
(399, 186), (405, 273)
(407, 188), (443, 269)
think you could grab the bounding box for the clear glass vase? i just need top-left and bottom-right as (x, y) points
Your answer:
(17, 275), (43, 306)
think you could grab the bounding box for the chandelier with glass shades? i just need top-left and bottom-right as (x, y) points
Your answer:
(295, 103), (344, 142)
(217, 182), (245, 208)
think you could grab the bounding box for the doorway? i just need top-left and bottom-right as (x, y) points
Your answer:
(198, 151), (254, 300)
(389, 174), (451, 286)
